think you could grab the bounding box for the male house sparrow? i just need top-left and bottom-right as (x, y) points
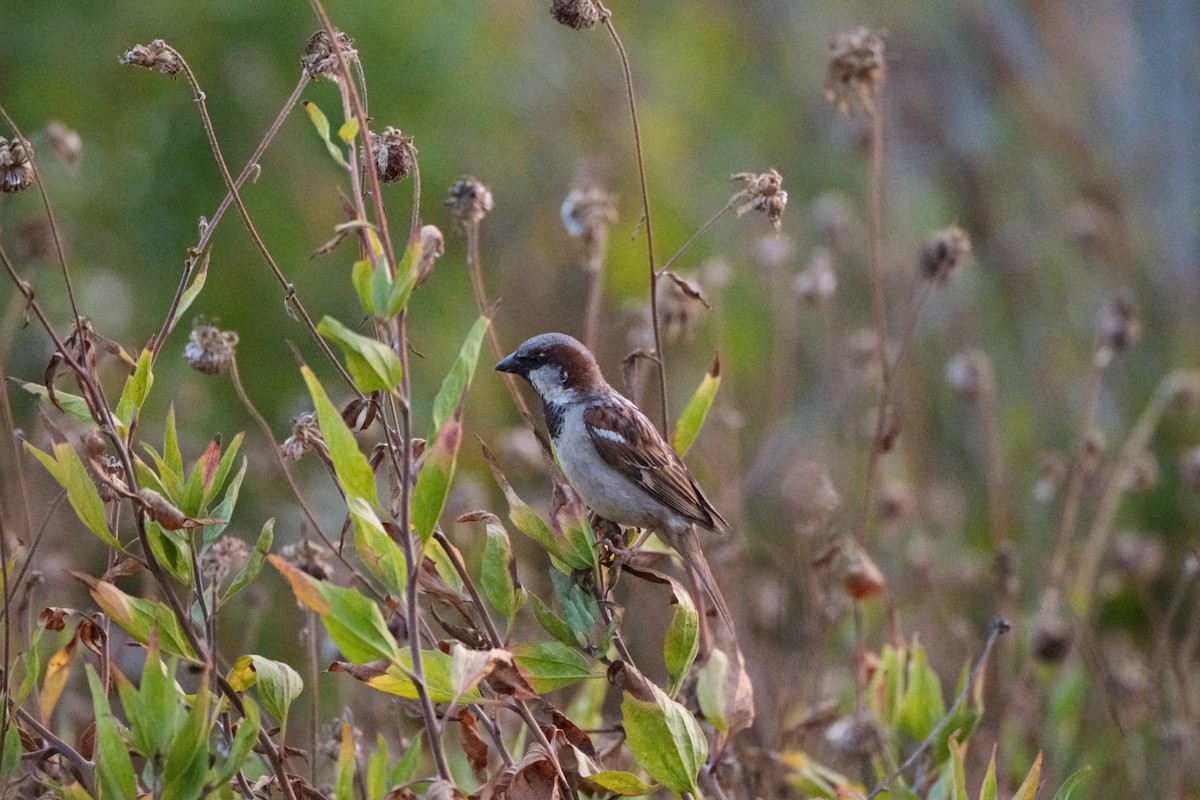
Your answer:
(495, 332), (734, 629)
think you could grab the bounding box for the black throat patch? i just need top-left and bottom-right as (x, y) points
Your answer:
(542, 401), (566, 440)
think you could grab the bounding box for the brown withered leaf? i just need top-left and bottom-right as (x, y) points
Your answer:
(432, 610), (490, 650)
(606, 661), (655, 703)
(76, 616), (107, 659)
(425, 779), (467, 800)
(102, 558), (144, 582)
(501, 747), (560, 800)
(458, 710), (490, 782)
(549, 709), (597, 762)
(418, 559), (475, 621)
(39, 607), (70, 632)
(664, 270), (712, 310)
(77, 721), (97, 761)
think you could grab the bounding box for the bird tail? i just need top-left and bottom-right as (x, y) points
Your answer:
(674, 527), (735, 633)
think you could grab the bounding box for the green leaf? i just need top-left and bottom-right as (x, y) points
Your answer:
(385, 237), (422, 318)
(330, 651), (482, 705)
(672, 354), (720, 456)
(979, 749), (997, 800)
(1011, 753), (1043, 800)
(392, 738), (422, 785)
(411, 411), (462, 543)
(164, 405), (184, 480)
(14, 379), (93, 425)
(301, 365), (379, 507)
(202, 431), (245, 509)
(335, 718), (356, 800)
(145, 521), (193, 584)
(86, 664), (138, 800)
(661, 575), (700, 697)
(480, 519), (521, 623)
(223, 519), (274, 602)
(270, 555), (400, 663)
(202, 457), (246, 544)
(161, 672), (210, 800)
(367, 735), (389, 800)
(126, 644), (181, 758)
(350, 498), (407, 597)
(338, 117), (360, 144)
(550, 569), (597, 642)
(229, 655), (303, 737)
(317, 316), (403, 394)
(898, 644), (945, 742)
(25, 441), (120, 551)
(115, 348), (154, 431)
(530, 593), (583, 649)
(303, 100), (349, 167)
(946, 733), (967, 800)
(428, 315), (490, 440)
(1050, 766), (1091, 800)
(170, 253), (209, 329)
(209, 699), (260, 788)
(586, 771), (657, 797)
(621, 682), (707, 795)
(0, 724), (21, 785)
(512, 640), (597, 693)
(77, 572), (196, 660)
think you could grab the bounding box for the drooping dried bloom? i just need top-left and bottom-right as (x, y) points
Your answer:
(280, 411), (323, 461)
(302, 29), (356, 81)
(656, 271), (710, 343)
(731, 169), (787, 233)
(561, 185), (617, 247)
(43, 121), (82, 166)
(95, 456), (127, 503)
(184, 319), (239, 375)
(365, 127), (416, 183)
(945, 350), (990, 400)
(0, 138), (35, 193)
(281, 538), (333, 581)
(415, 224), (445, 287)
(794, 247), (837, 305)
(825, 28), (886, 116)
(119, 40), (182, 77)
(200, 536), (250, 585)
(1032, 603), (1073, 662)
(550, 0), (604, 30)
(920, 225), (972, 283)
(446, 176), (494, 230)
(843, 542), (886, 600)
(1096, 293), (1141, 352)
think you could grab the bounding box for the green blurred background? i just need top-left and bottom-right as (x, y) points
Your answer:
(3, 1), (1200, 795)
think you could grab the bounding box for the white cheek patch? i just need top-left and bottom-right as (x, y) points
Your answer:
(590, 426), (628, 445)
(529, 364), (575, 403)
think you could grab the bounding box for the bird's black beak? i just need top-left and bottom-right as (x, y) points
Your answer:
(494, 353), (520, 374)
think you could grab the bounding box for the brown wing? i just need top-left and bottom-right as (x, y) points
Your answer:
(583, 399), (728, 533)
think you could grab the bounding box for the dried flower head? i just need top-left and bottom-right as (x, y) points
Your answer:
(0, 138), (35, 193)
(731, 169), (787, 233)
(561, 185), (617, 248)
(280, 411), (323, 461)
(550, 0), (604, 30)
(824, 710), (881, 760)
(43, 121), (82, 166)
(184, 320), (239, 375)
(656, 271), (710, 343)
(302, 29), (356, 80)
(120, 40), (182, 77)
(95, 456), (127, 503)
(825, 28), (886, 115)
(921, 225), (972, 283)
(446, 176), (494, 230)
(416, 224), (445, 287)
(1032, 605), (1073, 663)
(280, 538), (333, 581)
(1096, 293), (1141, 353)
(843, 543), (885, 600)
(365, 127), (416, 183)
(200, 537), (250, 585)
(794, 247), (837, 305)
(945, 350), (991, 400)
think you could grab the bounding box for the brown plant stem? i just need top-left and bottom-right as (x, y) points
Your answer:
(599, 6), (669, 435)
(15, 707), (94, 791)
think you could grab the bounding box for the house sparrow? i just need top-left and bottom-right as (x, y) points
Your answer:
(495, 333), (733, 629)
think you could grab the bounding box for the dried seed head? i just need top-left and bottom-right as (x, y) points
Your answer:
(1032, 606), (1073, 663)
(731, 169), (787, 233)
(43, 121), (82, 166)
(824, 710), (881, 760)
(82, 429), (108, 460)
(781, 460), (841, 533)
(200, 536), (250, 585)
(561, 185), (617, 246)
(280, 411), (323, 461)
(446, 176), (494, 230)
(1034, 451), (1068, 503)
(96, 456), (127, 503)
(921, 225), (972, 283)
(794, 247), (837, 305)
(550, 0), (604, 30)
(416, 224), (445, 287)
(341, 395), (379, 433)
(1111, 532), (1165, 583)
(281, 538), (334, 581)
(120, 40), (182, 77)
(1096, 293), (1141, 353)
(302, 29), (356, 81)
(0, 138), (35, 193)
(184, 319), (239, 375)
(945, 350), (990, 400)
(1180, 446), (1200, 494)
(843, 542), (886, 600)
(365, 127), (416, 183)
(825, 28), (886, 116)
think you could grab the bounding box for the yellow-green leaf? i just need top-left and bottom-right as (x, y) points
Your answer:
(228, 655), (303, 736)
(87, 665), (138, 800)
(301, 365), (378, 506)
(587, 771), (657, 797)
(317, 316), (403, 394)
(115, 348), (154, 431)
(672, 355), (720, 457)
(1011, 752), (1043, 800)
(621, 682), (707, 795)
(428, 315), (490, 440)
(25, 441), (119, 551)
(338, 117), (360, 144)
(303, 100), (349, 167)
(512, 640), (598, 693)
(661, 574), (699, 697)
(76, 573), (196, 660)
(14, 380), (93, 426)
(412, 411), (462, 543)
